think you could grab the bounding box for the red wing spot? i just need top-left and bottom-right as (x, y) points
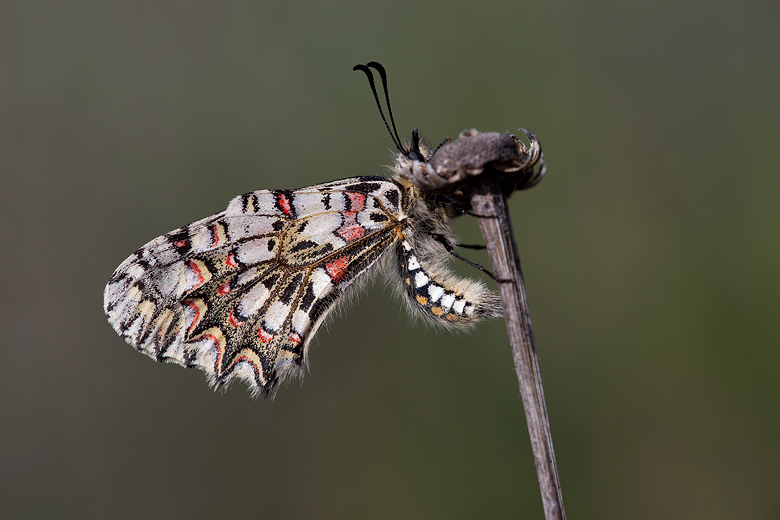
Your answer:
(183, 300), (201, 335)
(325, 254), (351, 283)
(188, 260), (206, 289)
(347, 192), (366, 211)
(258, 327), (274, 343)
(226, 253), (238, 268)
(228, 310), (244, 328)
(173, 240), (187, 248)
(277, 193), (294, 217)
(288, 332), (302, 345)
(337, 211), (366, 242)
(218, 281), (232, 295)
(339, 225), (365, 241)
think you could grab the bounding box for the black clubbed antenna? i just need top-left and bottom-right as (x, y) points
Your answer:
(353, 62), (404, 154)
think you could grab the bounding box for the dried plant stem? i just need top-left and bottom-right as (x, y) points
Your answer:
(469, 174), (566, 520)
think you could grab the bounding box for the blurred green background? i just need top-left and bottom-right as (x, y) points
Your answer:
(2, 1), (779, 519)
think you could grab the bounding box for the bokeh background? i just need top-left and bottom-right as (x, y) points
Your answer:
(2, 1), (779, 519)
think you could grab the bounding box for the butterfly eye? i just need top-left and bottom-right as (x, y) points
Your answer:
(407, 149), (426, 162)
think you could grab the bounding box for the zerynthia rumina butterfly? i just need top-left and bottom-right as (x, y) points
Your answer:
(103, 62), (544, 396)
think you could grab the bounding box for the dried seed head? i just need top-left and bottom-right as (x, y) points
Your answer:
(396, 128), (545, 193)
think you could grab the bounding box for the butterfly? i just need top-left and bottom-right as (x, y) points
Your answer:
(103, 62), (543, 396)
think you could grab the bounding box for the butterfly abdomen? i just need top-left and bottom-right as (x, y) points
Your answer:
(396, 239), (501, 328)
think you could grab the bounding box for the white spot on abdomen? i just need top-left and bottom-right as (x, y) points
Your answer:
(428, 285), (444, 302)
(452, 299), (466, 314)
(440, 293), (456, 311)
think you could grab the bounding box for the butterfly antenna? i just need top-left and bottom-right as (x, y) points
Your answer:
(366, 62), (403, 151)
(353, 62), (404, 153)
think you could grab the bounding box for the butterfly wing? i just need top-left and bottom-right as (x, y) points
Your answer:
(104, 177), (404, 395)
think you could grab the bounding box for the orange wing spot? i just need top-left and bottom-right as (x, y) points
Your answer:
(347, 192), (366, 211)
(431, 306), (444, 316)
(225, 253), (238, 268)
(183, 300), (201, 335)
(416, 294), (428, 306)
(446, 314), (459, 321)
(325, 255), (351, 283)
(258, 327), (274, 343)
(188, 260), (206, 289)
(228, 310), (244, 328)
(218, 281), (232, 295)
(405, 277), (411, 285)
(288, 332), (302, 345)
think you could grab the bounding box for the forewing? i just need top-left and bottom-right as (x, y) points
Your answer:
(104, 177), (403, 395)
